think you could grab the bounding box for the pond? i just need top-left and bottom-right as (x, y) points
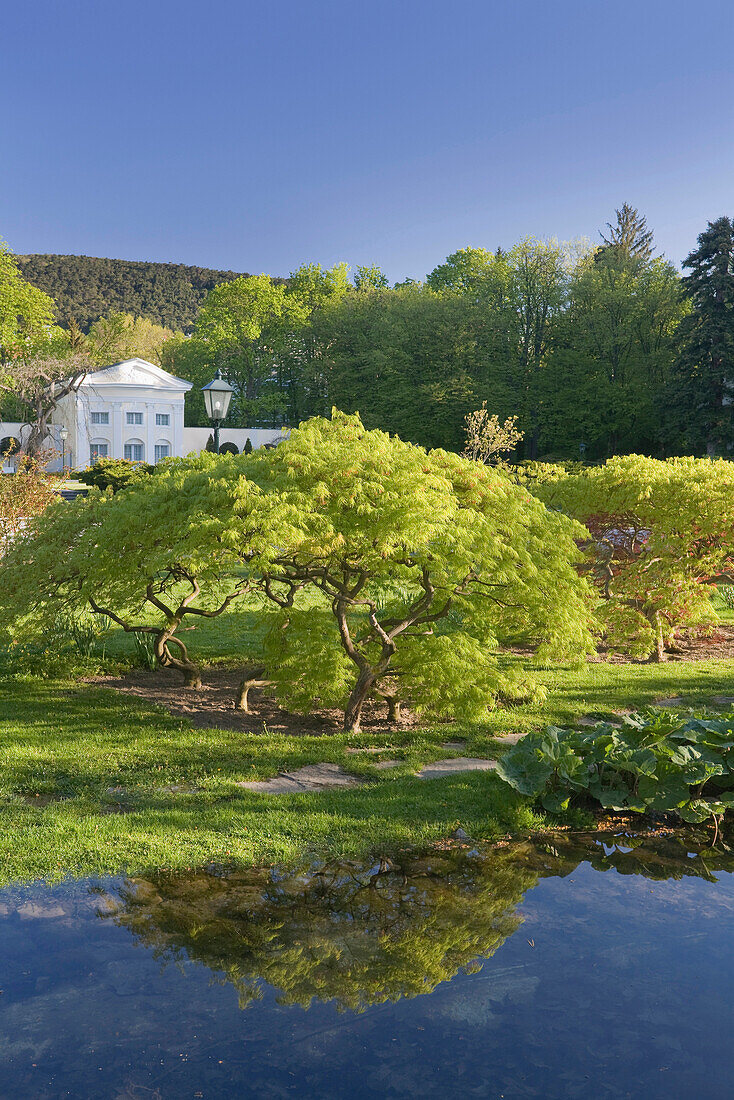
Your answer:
(1, 831), (733, 1099)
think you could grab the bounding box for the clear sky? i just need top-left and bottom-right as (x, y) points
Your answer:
(3, 0), (733, 281)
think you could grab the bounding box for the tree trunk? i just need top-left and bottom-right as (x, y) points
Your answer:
(646, 609), (666, 663)
(156, 630), (202, 688)
(344, 669), (375, 734)
(385, 695), (402, 724)
(235, 666), (270, 712)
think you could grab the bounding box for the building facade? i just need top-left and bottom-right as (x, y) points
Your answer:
(0, 358), (288, 471)
(55, 358), (191, 469)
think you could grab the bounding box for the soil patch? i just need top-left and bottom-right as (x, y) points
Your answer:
(509, 624), (734, 665)
(88, 667), (423, 737)
(591, 624), (734, 664)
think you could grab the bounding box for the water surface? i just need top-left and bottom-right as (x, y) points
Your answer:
(1, 832), (732, 1099)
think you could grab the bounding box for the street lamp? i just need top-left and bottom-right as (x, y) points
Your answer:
(59, 427), (69, 472)
(201, 369), (234, 454)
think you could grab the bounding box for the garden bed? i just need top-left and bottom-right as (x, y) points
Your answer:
(88, 666), (424, 735)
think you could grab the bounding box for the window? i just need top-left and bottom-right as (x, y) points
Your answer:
(154, 443), (171, 463)
(155, 413), (170, 426)
(124, 442), (145, 462)
(126, 411), (143, 425)
(90, 411), (109, 425)
(89, 443), (109, 462)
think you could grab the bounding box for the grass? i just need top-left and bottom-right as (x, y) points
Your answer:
(1, 607), (734, 887)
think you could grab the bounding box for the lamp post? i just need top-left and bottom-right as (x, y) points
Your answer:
(201, 369), (234, 454)
(59, 427), (69, 473)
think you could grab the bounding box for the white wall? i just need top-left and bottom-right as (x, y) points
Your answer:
(0, 423), (73, 472)
(182, 427), (288, 454)
(1, 420), (287, 473)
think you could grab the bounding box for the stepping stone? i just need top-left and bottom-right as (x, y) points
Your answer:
(493, 732), (526, 744)
(712, 696), (734, 707)
(345, 746), (390, 754)
(654, 696), (684, 707)
(416, 758), (498, 780)
(236, 763), (364, 793)
(373, 759), (402, 770)
(441, 741), (467, 752)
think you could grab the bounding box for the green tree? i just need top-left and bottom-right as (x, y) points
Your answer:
(85, 310), (175, 366)
(427, 246), (498, 293)
(160, 332), (211, 425)
(0, 240), (57, 362)
(192, 275), (308, 426)
(353, 264), (389, 290)
(597, 203), (654, 263)
(667, 217), (734, 454)
(314, 282), (512, 451)
(0, 453), (285, 687)
(277, 262), (350, 423)
(508, 237), (572, 457)
(541, 247), (686, 457)
(249, 411), (594, 732)
(534, 455), (734, 661)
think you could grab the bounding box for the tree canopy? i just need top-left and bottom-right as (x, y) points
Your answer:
(246, 411), (594, 731)
(532, 455), (734, 660)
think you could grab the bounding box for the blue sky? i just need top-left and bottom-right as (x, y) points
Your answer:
(3, 0), (733, 281)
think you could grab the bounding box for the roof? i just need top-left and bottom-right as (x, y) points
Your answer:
(77, 358), (193, 392)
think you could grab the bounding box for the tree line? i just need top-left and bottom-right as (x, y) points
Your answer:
(16, 254), (250, 332)
(3, 206), (734, 459)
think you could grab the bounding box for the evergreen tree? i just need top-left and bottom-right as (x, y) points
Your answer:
(597, 203), (654, 263)
(668, 217), (734, 454)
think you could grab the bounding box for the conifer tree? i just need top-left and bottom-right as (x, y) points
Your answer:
(597, 203), (654, 263)
(668, 217), (734, 453)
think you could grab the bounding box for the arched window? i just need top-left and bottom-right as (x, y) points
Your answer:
(123, 439), (145, 462)
(89, 438), (110, 463)
(0, 436), (21, 457)
(154, 440), (171, 463)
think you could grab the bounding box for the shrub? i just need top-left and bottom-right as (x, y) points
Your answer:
(78, 457), (153, 492)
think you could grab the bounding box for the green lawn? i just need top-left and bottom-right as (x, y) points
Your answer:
(1, 618), (733, 886)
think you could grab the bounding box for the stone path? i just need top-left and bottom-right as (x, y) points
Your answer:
(236, 754), (502, 792)
(416, 758), (498, 779)
(236, 763), (365, 794)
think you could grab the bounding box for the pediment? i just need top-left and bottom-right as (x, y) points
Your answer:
(79, 358), (192, 391)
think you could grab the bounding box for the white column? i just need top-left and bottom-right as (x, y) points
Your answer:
(173, 398), (184, 457)
(75, 395), (86, 470)
(112, 402), (123, 460)
(146, 401), (156, 463)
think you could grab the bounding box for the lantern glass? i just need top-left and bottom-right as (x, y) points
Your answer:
(201, 370), (234, 422)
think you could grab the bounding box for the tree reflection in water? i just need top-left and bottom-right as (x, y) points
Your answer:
(103, 831), (733, 1013)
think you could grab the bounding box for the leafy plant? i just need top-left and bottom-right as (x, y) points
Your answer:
(496, 712), (734, 827)
(132, 630), (158, 669)
(719, 585), (734, 610)
(52, 610), (110, 657)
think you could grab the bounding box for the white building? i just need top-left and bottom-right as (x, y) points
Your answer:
(56, 358), (191, 469)
(1, 358), (287, 471)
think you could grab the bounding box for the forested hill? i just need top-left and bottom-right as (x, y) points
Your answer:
(16, 254), (254, 332)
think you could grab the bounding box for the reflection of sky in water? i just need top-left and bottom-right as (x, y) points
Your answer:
(0, 836), (733, 1099)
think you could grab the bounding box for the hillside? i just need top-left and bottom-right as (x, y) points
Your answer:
(17, 254), (255, 332)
